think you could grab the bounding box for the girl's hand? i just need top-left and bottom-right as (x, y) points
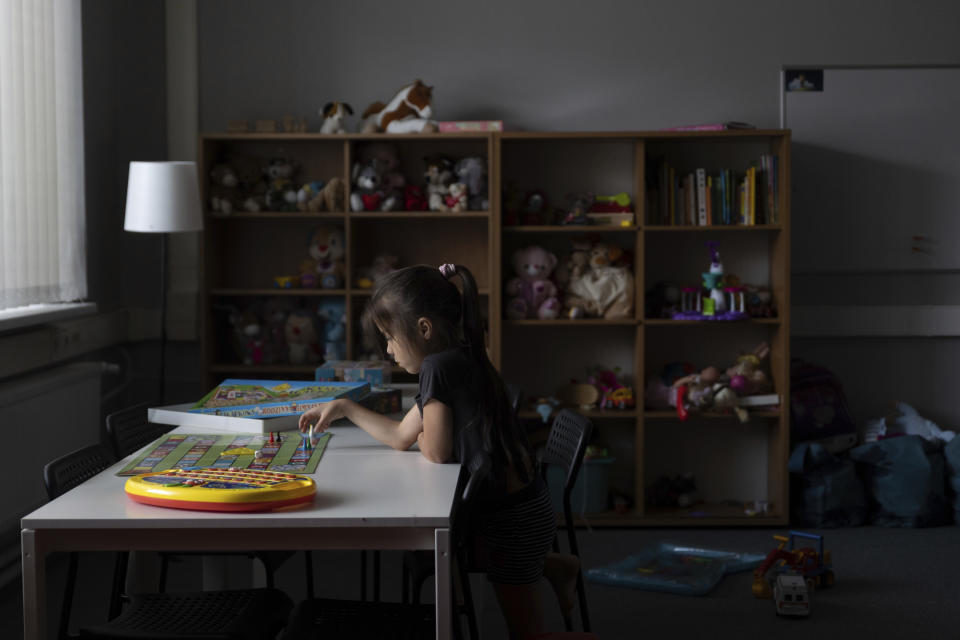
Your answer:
(299, 398), (347, 435)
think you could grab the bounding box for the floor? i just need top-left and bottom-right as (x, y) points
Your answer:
(5, 525), (958, 639)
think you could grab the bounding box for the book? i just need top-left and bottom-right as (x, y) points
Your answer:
(190, 379), (370, 418)
(695, 168), (708, 226)
(438, 120), (503, 132)
(662, 121), (756, 132)
(738, 393), (780, 407)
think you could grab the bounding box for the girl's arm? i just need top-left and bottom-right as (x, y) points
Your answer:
(418, 399), (453, 463)
(299, 399), (423, 451)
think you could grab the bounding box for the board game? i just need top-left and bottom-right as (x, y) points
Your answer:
(117, 432), (332, 477)
(125, 468), (316, 512)
(190, 379), (369, 418)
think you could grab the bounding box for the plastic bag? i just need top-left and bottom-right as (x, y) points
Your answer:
(849, 435), (950, 527)
(789, 442), (866, 527)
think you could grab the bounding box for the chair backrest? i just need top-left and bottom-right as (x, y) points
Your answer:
(451, 451), (492, 534)
(43, 444), (113, 500)
(541, 409), (593, 496)
(506, 383), (524, 416)
(106, 402), (171, 459)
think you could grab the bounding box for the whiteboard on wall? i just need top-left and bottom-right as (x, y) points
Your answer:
(782, 66), (960, 273)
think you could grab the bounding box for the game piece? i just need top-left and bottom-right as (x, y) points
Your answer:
(269, 432), (275, 443)
(254, 450), (263, 459)
(125, 467), (316, 512)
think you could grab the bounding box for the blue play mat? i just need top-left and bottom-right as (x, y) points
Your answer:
(586, 543), (765, 596)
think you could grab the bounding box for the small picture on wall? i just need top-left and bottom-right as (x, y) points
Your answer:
(785, 69), (823, 92)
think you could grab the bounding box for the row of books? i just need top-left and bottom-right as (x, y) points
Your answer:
(646, 155), (779, 226)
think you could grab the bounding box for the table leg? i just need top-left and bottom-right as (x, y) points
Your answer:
(21, 528), (45, 640)
(435, 527), (451, 640)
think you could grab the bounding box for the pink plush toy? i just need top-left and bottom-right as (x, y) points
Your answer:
(505, 245), (560, 319)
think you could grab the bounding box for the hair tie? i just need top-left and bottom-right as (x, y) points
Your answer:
(439, 263), (456, 279)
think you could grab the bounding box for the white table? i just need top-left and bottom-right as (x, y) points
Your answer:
(21, 424), (462, 640)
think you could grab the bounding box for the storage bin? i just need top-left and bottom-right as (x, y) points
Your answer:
(546, 457), (614, 514)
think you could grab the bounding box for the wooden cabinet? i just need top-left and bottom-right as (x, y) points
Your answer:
(199, 130), (790, 527)
(498, 131), (790, 527)
(199, 133), (497, 386)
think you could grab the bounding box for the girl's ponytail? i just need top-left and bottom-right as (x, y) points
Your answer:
(442, 263), (533, 485)
(442, 264), (485, 364)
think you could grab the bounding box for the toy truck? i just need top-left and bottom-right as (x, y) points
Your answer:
(773, 574), (811, 616)
(753, 531), (835, 599)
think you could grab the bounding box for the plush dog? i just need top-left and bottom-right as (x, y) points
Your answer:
(454, 157), (488, 210)
(361, 80), (437, 134)
(299, 225), (345, 288)
(319, 102), (353, 134)
(424, 155), (453, 211)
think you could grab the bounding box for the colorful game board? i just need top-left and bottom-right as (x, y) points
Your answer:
(190, 379), (369, 418)
(117, 432), (331, 477)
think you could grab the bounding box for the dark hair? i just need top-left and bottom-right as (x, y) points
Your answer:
(362, 264), (532, 484)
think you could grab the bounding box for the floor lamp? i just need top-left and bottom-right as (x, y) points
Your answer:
(123, 161), (203, 404)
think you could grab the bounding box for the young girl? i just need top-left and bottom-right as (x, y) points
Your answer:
(298, 263), (578, 638)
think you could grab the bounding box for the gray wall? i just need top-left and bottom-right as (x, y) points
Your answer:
(192, 1), (960, 426)
(197, 0), (960, 132)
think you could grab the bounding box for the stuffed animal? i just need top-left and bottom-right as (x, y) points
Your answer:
(565, 241), (634, 319)
(454, 157), (488, 210)
(505, 245), (561, 319)
(264, 157), (299, 211)
(209, 164), (240, 214)
(319, 101), (353, 134)
(424, 155), (453, 211)
(285, 310), (322, 364)
(229, 308), (265, 365)
(360, 80), (437, 134)
(350, 162), (397, 211)
(726, 342), (772, 396)
(404, 184), (428, 211)
(298, 177), (345, 212)
(299, 225), (345, 288)
(357, 254), (399, 288)
(261, 297), (295, 363)
(230, 154), (267, 212)
(444, 182), (468, 212)
(316, 299), (347, 361)
(296, 181), (325, 211)
(360, 144), (404, 210)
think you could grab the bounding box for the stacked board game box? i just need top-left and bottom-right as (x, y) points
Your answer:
(190, 379), (369, 418)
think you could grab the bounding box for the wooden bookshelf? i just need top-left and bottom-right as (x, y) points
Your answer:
(198, 129), (790, 527)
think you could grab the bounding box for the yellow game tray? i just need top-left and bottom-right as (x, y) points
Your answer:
(125, 467), (316, 512)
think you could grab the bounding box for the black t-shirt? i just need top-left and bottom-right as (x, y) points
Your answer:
(415, 346), (484, 466)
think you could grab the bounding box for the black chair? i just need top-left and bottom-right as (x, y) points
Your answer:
(105, 403), (310, 599)
(539, 409), (593, 632)
(43, 443), (292, 640)
(400, 384), (524, 634)
(281, 451), (492, 640)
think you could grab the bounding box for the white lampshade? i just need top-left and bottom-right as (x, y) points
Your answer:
(124, 161), (204, 233)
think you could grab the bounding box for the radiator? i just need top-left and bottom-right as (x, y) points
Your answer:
(0, 362), (101, 588)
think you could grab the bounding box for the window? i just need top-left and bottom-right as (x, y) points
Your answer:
(0, 0), (86, 312)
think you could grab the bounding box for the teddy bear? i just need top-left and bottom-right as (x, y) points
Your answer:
(229, 307), (265, 365)
(228, 154), (267, 212)
(208, 164), (240, 214)
(423, 155), (453, 211)
(264, 157), (299, 211)
(505, 245), (561, 319)
(285, 310), (322, 364)
(443, 182), (468, 212)
(316, 299), (347, 361)
(565, 241), (634, 319)
(299, 225), (345, 288)
(359, 143), (405, 210)
(356, 254), (399, 289)
(454, 156), (488, 210)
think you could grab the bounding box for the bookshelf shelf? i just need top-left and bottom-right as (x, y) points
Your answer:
(504, 225), (639, 233)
